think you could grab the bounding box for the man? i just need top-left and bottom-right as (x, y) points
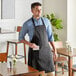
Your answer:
(19, 2), (57, 76)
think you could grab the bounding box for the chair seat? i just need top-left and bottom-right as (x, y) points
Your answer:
(0, 53), (7, 62)
(55, 57), (67, 62)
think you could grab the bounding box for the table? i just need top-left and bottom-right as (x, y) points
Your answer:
(57, 48), (76, 76)
(0, 62), (38, 76)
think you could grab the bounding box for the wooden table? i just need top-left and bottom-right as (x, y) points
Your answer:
(57, 48), (76, 76)
(0, 62), (38, 76)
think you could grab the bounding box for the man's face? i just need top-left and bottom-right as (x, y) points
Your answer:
(31, 6), (42, 18)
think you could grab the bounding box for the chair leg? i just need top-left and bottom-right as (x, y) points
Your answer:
(6, 42), (9, 62)
(24, 43), (26, 64)
(15, 44), (17, 55)
(55, 63), (58, 76)
(72, 71), (74, 76)
(62, 63), (64, 74)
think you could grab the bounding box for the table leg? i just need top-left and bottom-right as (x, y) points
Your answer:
(68, 57), (72, 76)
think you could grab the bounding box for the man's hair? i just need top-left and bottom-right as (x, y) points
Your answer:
(31, 2), (42, 9)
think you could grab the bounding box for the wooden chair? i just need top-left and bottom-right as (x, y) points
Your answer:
(0, 53), (7, 62)
(72, 64), (76, 76)
(54, 41), (68, 76)
(6, 26), (26, 64)
(11, 71), (45, 76)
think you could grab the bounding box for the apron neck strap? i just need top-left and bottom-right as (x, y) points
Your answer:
(41, 18), (45, 25)
(32, 17), (45, 27)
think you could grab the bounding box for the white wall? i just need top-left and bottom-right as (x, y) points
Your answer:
(67, 0), (76, 64)
(0, 0), (1, 19)
(43, 0), (67, 46)
(0, 0), (42, 29)
(67, 0), (76, 48)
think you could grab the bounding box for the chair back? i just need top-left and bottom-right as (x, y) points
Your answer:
(0, 53), (7, 62)
(11, 71), (45, 76)
(17, 26), (22, 32)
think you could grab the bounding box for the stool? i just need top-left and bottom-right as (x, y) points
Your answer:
(6, 26), (26, 64)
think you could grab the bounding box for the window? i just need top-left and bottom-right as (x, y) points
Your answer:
(1, 0), (15, 19)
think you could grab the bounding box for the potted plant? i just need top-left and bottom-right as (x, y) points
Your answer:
(43, 13), (63, 41)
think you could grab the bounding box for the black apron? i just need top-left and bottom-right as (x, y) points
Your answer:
(28, 18), (55, 73)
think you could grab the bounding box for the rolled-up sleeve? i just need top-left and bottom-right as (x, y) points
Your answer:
(19, 22), (28, 41)
(47, 19), (54, 42)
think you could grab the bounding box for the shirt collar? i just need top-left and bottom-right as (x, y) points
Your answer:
(32, 16), (42, 21)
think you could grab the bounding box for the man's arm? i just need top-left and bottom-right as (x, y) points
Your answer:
(19, 22), (39, 49)
(50, 41), (57, 53)
(20, 40), (39, 49)
(50, 41), (58, 60)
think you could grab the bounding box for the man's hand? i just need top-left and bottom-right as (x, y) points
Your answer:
(29, 43), (39, 49)
(20, 40), (39, 49)
(53, 51), (58, 61)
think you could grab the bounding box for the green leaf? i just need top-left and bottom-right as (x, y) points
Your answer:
(43, 13), (63, 41)
(54, 33), (60, 41)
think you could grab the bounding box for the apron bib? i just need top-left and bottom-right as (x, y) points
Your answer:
(28, 18), (55, 73)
